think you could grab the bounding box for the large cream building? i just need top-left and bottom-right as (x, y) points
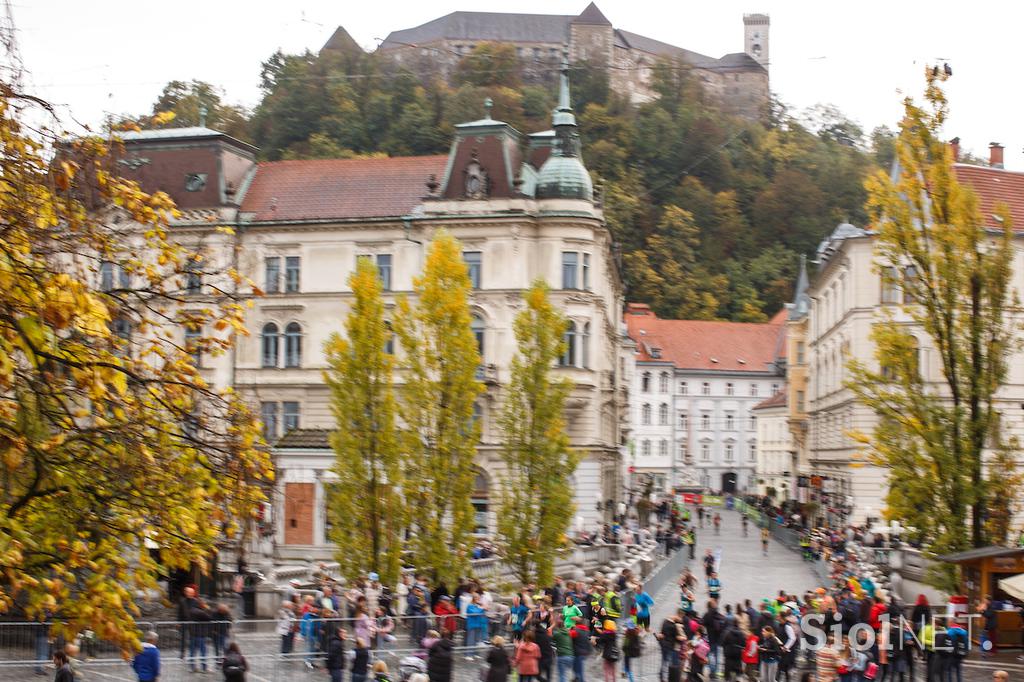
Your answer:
(803, 143), (1024, 526)
(115, 67), (631, 563)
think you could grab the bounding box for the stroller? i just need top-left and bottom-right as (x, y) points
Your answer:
(399, 655), (428, 682)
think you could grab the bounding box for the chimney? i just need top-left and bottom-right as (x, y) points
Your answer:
(949, 137), (960, 162)
(989, 142), (1004, 169)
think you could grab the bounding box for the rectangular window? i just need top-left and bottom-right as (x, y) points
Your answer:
(771, 383), (780, 396)
(797, 390), (806, 412)
(680, 382), (688, 395)
(701, 382), (710, 396)
(749, 443), (757, 461)
(903, 265), (919, 304)
(880, 266), (900, 304)
(282, 401), (300, 433)
(725, 444), (734, 462)
(100, 262), (115, 292)
(679, 412), (688, 429)
(725, 413), (734, 430)
(749, 415), (756, 430)
(582, 253), (591, 290)
(184, 324), (202, 367)
(701, 413), (710, 430)
(285, 256), (301, 293)
(464, 251), (482, 289)
(265, 257), (281, 294)
(726, 382), (735, 396)
(796, 342), (806, 365)
(679, 442), (689, 462)
(185, 259), (202, 294)
(562, 252), (579, 289)
(750, 383), (759, 397)
(376, 254), (392, 291)
(260, 402), (279, 441)
(701, 444), (710, 462)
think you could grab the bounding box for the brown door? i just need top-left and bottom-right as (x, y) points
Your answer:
(284, 482), (314, 545)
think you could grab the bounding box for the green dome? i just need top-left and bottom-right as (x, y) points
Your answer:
(535, 155), (593, 200)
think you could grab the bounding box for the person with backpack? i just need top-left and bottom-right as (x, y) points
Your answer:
(221, 642), (248, 682)
(720, 620), (746, 682)
(657, 610), (685, 682)
(595, 620), (620, 682)
(758, 625), (783, 682)
(779, 609), (800, 682)
(946, 620), (969, 682)
(486, 636), (511, 682)
(687, 626), (711, 682)
(570, 619), (592, 682)
(622, 622), (641, 682)
(703, 600), (725, 678)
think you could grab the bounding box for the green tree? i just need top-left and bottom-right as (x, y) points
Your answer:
(394, 232), (483, 585)
(496, 281), (578, 584)
(454, 43), (522, 88)
(148, 80), (250, 140)
(847, 69), (1018, 589)
(324, 258), (404, 586)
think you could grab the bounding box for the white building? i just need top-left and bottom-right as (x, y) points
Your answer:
(625, 303), (785, 494)
(804, 142), (1024, 526)
(751, 388), (794, 499)
(115, 65), (632, 563)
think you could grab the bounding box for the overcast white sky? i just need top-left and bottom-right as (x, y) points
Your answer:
(13, 1), (1024, 168)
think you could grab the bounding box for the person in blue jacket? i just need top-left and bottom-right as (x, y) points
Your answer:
(631, 583), (655, 633)
(131, 631), (161, 682)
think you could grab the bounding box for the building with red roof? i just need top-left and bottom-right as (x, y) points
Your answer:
(624, 303), (785, 494)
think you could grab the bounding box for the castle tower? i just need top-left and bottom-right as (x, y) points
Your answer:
(569, 2), (614, 67)
(743, 13), (770, 69)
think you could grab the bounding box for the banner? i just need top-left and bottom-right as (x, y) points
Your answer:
(704, 495), (723, 507)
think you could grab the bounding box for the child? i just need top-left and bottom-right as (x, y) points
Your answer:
(372, 660), (392, 682)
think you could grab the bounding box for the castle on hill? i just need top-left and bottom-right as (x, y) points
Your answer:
(323, 3), (769, 120)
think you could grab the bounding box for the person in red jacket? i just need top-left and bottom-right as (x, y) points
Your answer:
(869, 599), (887, 631)
(433, 596), (460, 638)
(741, 630), (760, 680)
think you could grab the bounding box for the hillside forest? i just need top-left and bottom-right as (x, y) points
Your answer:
(122, 42), (900, 321)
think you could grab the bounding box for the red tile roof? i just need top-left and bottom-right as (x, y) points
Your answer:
(752, 389), (787, 410)
(625, 304), (783, 372)
(953, 164), (1024, 231)
(240, 155), (448, 221)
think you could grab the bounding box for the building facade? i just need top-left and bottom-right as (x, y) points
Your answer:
(114, 66), (631, 563)
(803, 141), (1024, 526)
(326, 4), (769, 119)
(751, 389), (794, 499)
(625, 304), (785, 494)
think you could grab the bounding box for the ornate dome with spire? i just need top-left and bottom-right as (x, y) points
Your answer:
(535, 55), (593, 201)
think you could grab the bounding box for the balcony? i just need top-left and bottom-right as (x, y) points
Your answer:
(475, 363), (499, 385)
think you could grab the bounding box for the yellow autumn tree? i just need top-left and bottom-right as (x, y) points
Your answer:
(0, 83), (270, 650)
(847, 68), (1020, 589)
(393, 231), (483, 585)
(324, 257), (404, 587)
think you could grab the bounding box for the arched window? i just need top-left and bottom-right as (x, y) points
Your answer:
(641, 372), (651, 392)
(560, 321), (577, 367)
(659, 372), (669, 393)
(471, 315), (485, 358)
(284, 322), (302, 368)
(581, 322), (590, 368)
(658, 403), (669, 425)
(641, 403), (651, 425)
(261, 323), (280, 368)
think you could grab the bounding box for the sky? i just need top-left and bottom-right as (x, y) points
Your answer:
(13, 1), (1024, 168)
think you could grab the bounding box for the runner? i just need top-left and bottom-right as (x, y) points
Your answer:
(741, 515), (749, 537)
(708, 572), (722, 602)
(697, 507), (705, 528)
(760, 527), (770, 556)
(713, 513), (722, 535)
(702, 550), (715, 583)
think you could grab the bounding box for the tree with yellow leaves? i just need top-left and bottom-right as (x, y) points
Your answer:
(496, 281), (577, 585)
(848, 69), (1019, 589)
(0, 83), (269, 650)
(393, 231), (483, 585)
(324, 257), (404, 587)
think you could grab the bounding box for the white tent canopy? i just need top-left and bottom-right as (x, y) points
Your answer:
(998, 573), (1024, 601)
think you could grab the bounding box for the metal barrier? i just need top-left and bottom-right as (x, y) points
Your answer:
(641, 546), (688, 602)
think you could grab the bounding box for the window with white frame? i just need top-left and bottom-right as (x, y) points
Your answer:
(701, 382), (710, 396)
(659, 372), (669, 393)
(641, 372), (651, 393)
(658, 403), (669, 425)
(679, 412), (689, 429)
(641, 440), (651, 457)
(559, 321), (578, 367)
(725, 412), (734, 430)
(680, 381), (688, 395)
(750, 383), (759, 397)
(701, 443), (710, 461)
(679, 441), (688, 461)
(701, 413), (710, 430)
(726, 382), (735, 396)
(659, 440), (668, 458)
(771, 383), (780, 395)
(725, 444), (734, 462)
(284, 322), (302, 368)
(748, 442), (757, 461)
(641, 404), (651, 425)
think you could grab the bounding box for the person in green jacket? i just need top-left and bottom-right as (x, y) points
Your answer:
(562, 595), (583, 629)
(552, 622), (575, 682)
